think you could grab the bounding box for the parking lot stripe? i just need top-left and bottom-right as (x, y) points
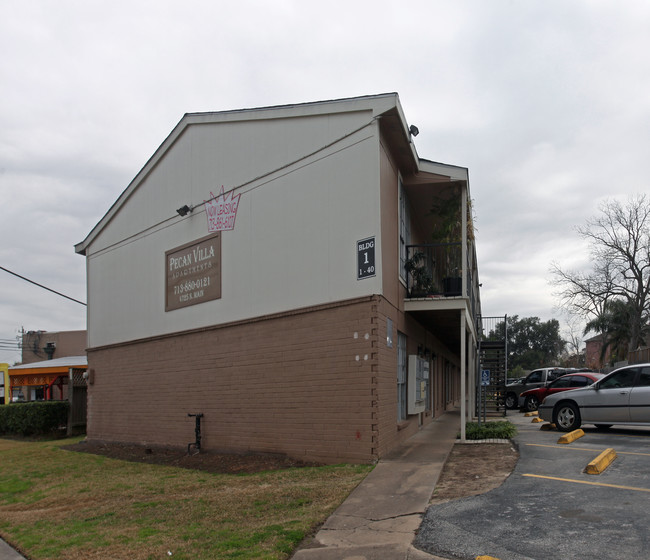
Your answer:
(522, 473), (650, 493)
(525, 443), (650, 457)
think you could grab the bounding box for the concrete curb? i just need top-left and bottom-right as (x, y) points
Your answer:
(585, 448), (617, 474)
(557, 429), (584, 444)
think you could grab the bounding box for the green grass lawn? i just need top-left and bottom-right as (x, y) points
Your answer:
(0, 438), (371, 560)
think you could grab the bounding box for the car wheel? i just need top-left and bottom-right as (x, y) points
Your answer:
(595, 424), (612, 430)
(524, 395), (540, 412)
(505, 393), (517, 409)
(553, 402), (581, 432)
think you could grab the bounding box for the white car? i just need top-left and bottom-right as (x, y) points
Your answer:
(538, 363), (650, 431)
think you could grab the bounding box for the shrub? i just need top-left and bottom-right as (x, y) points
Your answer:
(0, 401), (69, 436)
(463, 420), (517, 440)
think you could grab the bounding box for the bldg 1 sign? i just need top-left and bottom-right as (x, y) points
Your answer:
(165, 233), (221, 311)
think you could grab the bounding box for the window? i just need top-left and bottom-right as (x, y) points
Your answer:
(547, 370), (561, 381)
(527, 370), (542, 383)
(600, 368), (637, 389)
(399, 179), (411, 280)
(397, 332), (407, 421)
(570, 376), (590, 387)
(551, 377), (572, 389)
(635, 367), (650, 387)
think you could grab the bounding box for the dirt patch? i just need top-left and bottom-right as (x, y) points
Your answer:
(430, 442), (519, 503)
(62, 441), (323, 474)
(62, 439), (519, 495)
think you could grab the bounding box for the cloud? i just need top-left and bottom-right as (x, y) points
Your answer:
(1, 0), (650, 361)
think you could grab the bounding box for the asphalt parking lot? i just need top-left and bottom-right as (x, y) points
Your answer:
(415, 411), (650, 560)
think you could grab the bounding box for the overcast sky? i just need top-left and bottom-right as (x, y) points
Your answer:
(1, 0), (649, 364)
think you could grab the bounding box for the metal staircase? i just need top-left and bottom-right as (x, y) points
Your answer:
(476, 315), (508, 419)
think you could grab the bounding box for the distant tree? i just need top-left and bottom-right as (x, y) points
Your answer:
(583, 298), (647, 365)
(508, 364), (526, 381)
(551, 194), (650, 353)
(489, 315), (566, 372)
(560, 314), (586, 367)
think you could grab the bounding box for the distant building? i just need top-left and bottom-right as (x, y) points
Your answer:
(75, 93), (482, 463)
(7, 356), (87, 404)
(5, 329), (88, 405)
(0, 363), (8, 405)
(584, 334), (611, 371)
(21, 330), (87, 364)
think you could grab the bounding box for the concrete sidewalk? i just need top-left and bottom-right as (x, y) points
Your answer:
(0, 538), (25, 560)
(291, 410), (460, 560)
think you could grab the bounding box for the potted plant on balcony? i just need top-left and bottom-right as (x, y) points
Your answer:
(430, 185), (474, 297)
(404, 251), (434, 297)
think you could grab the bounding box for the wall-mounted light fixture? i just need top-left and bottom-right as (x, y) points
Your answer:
(176, 205), (193, 217)
(409, 124), (419, 137)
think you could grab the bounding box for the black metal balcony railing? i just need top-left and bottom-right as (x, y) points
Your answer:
(405, 243), (462, 298)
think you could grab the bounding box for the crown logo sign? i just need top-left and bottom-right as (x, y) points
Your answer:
(204, 186), (241, 232)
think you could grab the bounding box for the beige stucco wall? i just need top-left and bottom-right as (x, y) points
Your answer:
(86, 110), (384, 349)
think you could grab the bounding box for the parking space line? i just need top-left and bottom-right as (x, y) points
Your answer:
(525, 443), (650, 457)
(587, 432), (650, 440)
(522, 473), (650, 493)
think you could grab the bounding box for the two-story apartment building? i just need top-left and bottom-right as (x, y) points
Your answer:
(75, 93), (481, 463)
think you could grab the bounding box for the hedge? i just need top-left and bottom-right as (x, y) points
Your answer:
(463, 420), (517, 440)
(0, 401), (69, 436)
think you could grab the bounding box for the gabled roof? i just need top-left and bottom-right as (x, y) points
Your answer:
(75, 93), (421, 256)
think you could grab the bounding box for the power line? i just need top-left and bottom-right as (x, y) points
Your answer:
(0, 266), (87, 306)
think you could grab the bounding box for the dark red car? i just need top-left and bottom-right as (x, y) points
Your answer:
(518, 372), (605, 412)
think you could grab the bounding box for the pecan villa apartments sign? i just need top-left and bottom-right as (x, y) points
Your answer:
(166, 233), (221, 311)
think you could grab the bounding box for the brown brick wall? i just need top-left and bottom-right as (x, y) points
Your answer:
(87, 297), (382, 464)
(86, 295), (461, 464)
(371, 296), (461, 457)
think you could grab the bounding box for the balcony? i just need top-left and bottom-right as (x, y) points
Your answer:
(404, 243), (480, 353)
(405, 243), (463, 298)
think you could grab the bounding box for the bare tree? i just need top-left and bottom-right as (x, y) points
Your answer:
(560, 313), (585, 367)
(551, 194), (650, 353)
